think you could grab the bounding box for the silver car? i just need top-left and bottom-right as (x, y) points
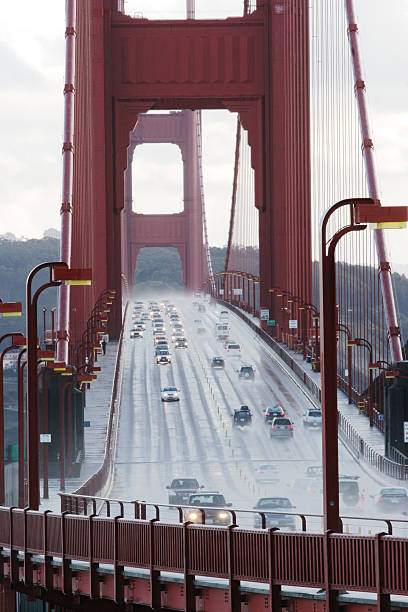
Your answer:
(269, 417), (294, 438)
(303, 409), (322, 429)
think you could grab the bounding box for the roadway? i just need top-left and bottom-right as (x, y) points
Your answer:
(108, 294), (408, 534)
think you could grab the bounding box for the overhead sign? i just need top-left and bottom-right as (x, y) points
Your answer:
(267, 320), (276, 327)
(289, 319), (298, 329)
(404, 422), (408, 443)
(84, 421), (91, 428)
(219, 289), (224, 295)
(260, 309), (269, 321)
(233, 288), (243, 296)
(40, 434), (51, 443)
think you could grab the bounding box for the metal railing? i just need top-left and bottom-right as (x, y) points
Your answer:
(72, 301), (128, 497)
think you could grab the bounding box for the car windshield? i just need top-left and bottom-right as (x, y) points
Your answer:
(273, 418), (291, 425)
(241, 367), (253, 372)
(256, 498), (292, 509)
(339, 481), (359, 494)
(213, 358), (224, 363)
(308, 411), (322, 417)
(171, 479), (199, 489)
(163, 387), (177, 392)
(380, 488), (407, 496)
(228, 344), (240, 349)
(259, 464), (278, 471)
(189, 494), (226, 506)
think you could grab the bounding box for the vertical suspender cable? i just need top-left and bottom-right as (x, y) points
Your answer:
(187, 0), (214, 288)
(345, 0), (402, 362)
(57, 0), (76, 364)
(225, 120), (241, 274)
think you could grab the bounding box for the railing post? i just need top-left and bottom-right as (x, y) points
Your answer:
(8, 507), (18, 583)
(268, 528), (280, 611)
(23, 508), (33, 585)
(88, 514), (99, 599)
(227, 524), (240, 611)
(61, 511), (72, 594)
(149, 518), (161, 610)
(43, 510), (53, 590)
(113, 516), (124, 604)
(323, 530), (336, 611)
(374, 532), (390, 612)
(183, 521), (196, 611)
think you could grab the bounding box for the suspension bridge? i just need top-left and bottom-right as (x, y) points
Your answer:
(0, 0), (407, 610)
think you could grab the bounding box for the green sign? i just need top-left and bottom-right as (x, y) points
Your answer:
(267, 320), (276, 326)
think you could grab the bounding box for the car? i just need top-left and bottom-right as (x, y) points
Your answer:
(269, 417), (294, 438)
(338, 475), (361, 508)
(141, 313), (149, 320)
(172, 323), (184, 332)
(155, 343), (169, 353)
(219, 310), (229, 319)
(306, 465), (323, 478)
(253, 497), (296, 530)
(264, 405), (285, 424)
(238, 365), (255, 380)
(130, 329), (143, 339)
(375, 487), (408, 511)
(154, 336), (167, 345)
(161, 387), (180, 402)
(184, 492), (232, 525)
(211, 357), (225, 369)
(303, 409), (322, 428)
(156, 352), (171, 365)
(215, 323), (229, 340)
(193, 319), (202, 325)
(175, 338), (188, 349)
(166, 478), (203, 504)
(133, 320), (145, 330)
(232, 406), (252, 427)
(153, 328), (166, 336)
(172, 331), (184, 342)
(226, 342), (241, 356)
(254, 464), (280, 483)
(196, 327), (206, 334)
(198, 304), (206, 312)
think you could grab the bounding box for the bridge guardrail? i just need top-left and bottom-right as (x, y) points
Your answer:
(71, 301), (128, 501)
(1, 505), (408, 603)
(217, 299), (408, 479)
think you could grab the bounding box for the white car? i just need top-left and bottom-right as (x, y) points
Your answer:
(225, 342), (241, 356)
(161, 387), (180, 402)
(219, 310), (229, 319)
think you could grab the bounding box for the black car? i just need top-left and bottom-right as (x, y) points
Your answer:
(211, 357), (225, 369)
(233, 406), (252, 427)
(376, 487), (408, 512)
(238, 365), (255, 380)
(166, 478), (203, 504)
(253, 497), (296, 530)
(264, 405), (285, 423)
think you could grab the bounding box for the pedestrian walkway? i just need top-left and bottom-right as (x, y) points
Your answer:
(39, 340), (118, 513)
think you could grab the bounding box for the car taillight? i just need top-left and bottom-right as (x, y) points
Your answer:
(271, 426), (278, 429)
(305, 418), (308, 422)
(285, 425), (293, 430)
(378, 497), (384, 503)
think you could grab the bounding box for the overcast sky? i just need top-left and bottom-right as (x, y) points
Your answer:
(0, 0), (407, 264)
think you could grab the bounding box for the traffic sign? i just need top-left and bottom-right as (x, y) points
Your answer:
(289, 319), (298, 329)
(260, 309), (269, 320)
(84, 421), (91, 428)
(404, 422), (408, 443)
(233, 288), (242, 296)
(267, 320), (275, 327)
(40, 434), (51, 443)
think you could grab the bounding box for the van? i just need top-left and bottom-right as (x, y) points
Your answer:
(215, 323), (230, 340)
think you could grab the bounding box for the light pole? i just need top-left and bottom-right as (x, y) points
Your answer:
(0, 334), (26, 504)
(26, 262), (91, 510)
(337, 323), (353, 404)
(352, 337), (374, 425)
(319, 197), (407, 534)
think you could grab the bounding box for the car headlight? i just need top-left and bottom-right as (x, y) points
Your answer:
(218, 511), (229, 520)
(187, 511), (199, 521)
